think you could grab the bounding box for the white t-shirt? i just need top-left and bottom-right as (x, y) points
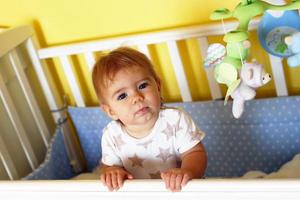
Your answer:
(101, 107), (205, 178)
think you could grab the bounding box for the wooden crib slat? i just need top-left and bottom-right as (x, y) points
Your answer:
(167, 41), (192, 102)
(25, 38), (62, 122)
(83, 52), (96, 71)
(0, 73), (38, 170)
(137, 45), (151, 60)
(26, 37), (85, 174)
(268, 54), (288, 96)
(58, 55), (85, 107)
(0, 135), (19, 180)
(8, 50), (50, 147)
(0, 26), (33, 58)
(197, 37), (222, 100)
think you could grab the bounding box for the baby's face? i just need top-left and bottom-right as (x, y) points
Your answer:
(101, 66), (161, 130)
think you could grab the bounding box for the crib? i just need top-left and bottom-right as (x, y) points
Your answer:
(0, 18), (300, 200)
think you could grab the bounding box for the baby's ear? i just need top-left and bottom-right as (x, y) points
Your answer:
(100, 104), (118, 120)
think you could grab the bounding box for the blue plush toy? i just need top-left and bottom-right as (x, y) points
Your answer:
(284, 32), (300, 67)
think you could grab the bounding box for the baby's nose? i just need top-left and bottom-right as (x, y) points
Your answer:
(132, 92), (144, 104)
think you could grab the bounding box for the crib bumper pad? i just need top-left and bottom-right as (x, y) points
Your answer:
(26, 96), (300, 179)
(25, 128), (76, 180)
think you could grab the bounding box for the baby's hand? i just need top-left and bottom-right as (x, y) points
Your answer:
(100, 166), (133, 191)
(161, 168), (192, 192)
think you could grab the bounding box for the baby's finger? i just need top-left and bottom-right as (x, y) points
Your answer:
(169, 173), (177, 191)
(175, 174), (183, 191)
(105, 174), (113, 191)
(111, 173), (119, 190)
(181, 173), (190, 187)
(117, 172), (124, 188)
(161, 172), (170, 189)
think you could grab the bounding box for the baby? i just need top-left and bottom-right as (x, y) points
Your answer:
(92, 47), (207, 192)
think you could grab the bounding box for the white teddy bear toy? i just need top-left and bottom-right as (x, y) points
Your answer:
(231, 61), (271, 118)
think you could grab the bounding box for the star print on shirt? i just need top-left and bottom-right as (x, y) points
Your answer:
(174, 119), (182, 132)
(149, 171), (161, 179)
(128, 154), (144, 167)
(113, 135), (126, 150)
(156, 147), (172, 162)
(162, 123), (173, 140)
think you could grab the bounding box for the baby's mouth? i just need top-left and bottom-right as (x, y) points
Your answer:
(135, 107), (149, 115)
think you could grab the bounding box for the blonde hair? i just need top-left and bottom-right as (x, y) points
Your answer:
(92, 47), (160, 103)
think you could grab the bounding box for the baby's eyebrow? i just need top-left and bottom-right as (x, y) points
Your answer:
(111, 87), (127, 99)
(138, 77), (151, 83)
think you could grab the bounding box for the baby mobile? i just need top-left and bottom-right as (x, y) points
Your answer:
(204, 0), (300, 118)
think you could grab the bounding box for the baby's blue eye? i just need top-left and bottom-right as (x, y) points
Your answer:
(138, 82), (148, 90)
(117, 93), (127, 101)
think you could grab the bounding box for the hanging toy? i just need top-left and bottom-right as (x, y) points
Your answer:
(284, 32), (300, 67)
(231, 61), (272, 118)
(258, 4), (300, 58)
(205, 37), (251, 105)
(204, 43), (226, 68)
(217, 32), (251, 104)
(206, 0), (300, 118)
(210, 0), (300, 80)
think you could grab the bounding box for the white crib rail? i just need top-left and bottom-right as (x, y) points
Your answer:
(0, 69), (38, 170)
(167, 41), (192, 101)
(1, 179), (300, 200)
(25, 37), (85, 173)
(197, 37), (222, 100)
(0, 17), (292, 180)
(268, 54), (288, 96)
(0, 26), (85, 179)
(0, 135), (19, 180)
(8, 49), (50, 147)
(36, 18), (264, 102)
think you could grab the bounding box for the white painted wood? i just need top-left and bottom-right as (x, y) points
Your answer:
(25, 38), (61, 122)
(0, 135), (19, 180)
(0, 73), (38, 170)
(58, 55), (85, 107)
(0, 179), (300, 200)
(26, 37), (85, 173)
(83, 52), (96, 71)
(0, 26), (33, 58)
(38, 18), (261, 59)
(8, 49), (50, 147)
(268, 54), (288, 96)
(137, 44), (151, 59)
(197, 37), (222, 100)
(167, 41), (192, 102)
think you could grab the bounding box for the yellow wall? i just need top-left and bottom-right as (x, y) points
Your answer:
(0, 0), (238, 45)
(1, 0), (299, 105)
